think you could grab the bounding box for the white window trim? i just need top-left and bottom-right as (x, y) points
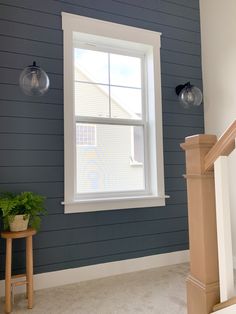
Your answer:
(62, 12), (167, 213)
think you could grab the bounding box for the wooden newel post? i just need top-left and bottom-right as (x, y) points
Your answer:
(181, 134), (220, 314)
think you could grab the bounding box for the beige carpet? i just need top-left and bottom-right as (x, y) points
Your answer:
(1, 263), (188, 314)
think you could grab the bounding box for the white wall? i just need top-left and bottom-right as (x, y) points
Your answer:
(200, 0), (236, 263)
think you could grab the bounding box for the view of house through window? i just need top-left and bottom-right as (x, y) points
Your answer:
(74, 45), (145, 194)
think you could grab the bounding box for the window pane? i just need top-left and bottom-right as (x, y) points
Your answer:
(111, 86), (142, 119)
(74, 48), (109, 84)
(110, 54), (142, 88)
(75, 82), (109, 117)
(76, 124), (96, 146)
(76, 124), (145, 194)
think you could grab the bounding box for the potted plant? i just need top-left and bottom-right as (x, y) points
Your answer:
(0, 191), (46, 232)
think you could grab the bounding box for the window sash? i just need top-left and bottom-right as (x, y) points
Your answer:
(75, 121), (148, 197)
(75, 116), (145, 126)
(74, 47), (149, 198)
(73, 43), (150, 200)
(74, 46), (146, 122)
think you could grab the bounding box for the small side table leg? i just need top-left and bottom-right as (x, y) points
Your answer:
(5, 238), (12, 314)
(26, 235), (34, 309)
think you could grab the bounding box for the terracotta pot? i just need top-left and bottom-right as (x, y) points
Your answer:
(9, 214), (29, 232)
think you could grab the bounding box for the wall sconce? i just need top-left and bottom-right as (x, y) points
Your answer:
(19, 61), (50, 96)
(175, 82), (202, 108)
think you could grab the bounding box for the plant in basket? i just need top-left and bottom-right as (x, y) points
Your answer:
(0, 191), (46, 232)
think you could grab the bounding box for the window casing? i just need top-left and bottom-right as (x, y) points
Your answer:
(62, 12), (166, 213)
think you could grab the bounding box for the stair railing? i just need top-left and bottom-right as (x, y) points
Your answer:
(181, 120), (236, 314)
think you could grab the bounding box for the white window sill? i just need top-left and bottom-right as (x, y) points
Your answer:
(62, 195), (169, 213)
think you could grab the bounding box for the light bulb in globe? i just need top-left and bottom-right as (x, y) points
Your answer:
(19, 61), (50, 96)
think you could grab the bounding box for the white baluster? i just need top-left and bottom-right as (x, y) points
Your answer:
(214, 156), (234, 302)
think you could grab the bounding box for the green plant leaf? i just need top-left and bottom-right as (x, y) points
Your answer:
(0, 191), (47, 231)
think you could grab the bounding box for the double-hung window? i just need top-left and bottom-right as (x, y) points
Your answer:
(62, 13), (166, 213)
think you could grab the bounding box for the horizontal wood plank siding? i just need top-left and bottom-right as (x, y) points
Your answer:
(0, 0), (202, 278)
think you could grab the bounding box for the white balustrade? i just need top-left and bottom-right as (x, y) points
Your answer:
(214, 156), (234, 302)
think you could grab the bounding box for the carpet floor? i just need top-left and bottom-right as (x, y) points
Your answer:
(1, 263), (188, 314)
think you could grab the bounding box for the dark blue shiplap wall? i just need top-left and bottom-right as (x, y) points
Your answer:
(0, 0), (203, 278)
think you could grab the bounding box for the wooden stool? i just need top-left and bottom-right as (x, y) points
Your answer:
(1, 228), (36, 313)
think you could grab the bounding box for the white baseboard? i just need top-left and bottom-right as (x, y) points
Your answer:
(0, 250), (189, 297)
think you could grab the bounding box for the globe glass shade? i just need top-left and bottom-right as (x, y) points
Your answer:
(179, 85), (202, 109)
(19, 64), (50, 96)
